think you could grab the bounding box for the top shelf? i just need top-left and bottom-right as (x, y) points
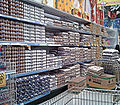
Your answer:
(42, 5), (90, 24)
(21, 0), (90, 24)
(17, 0), (115, 32)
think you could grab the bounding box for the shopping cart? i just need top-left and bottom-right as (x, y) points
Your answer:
(0, 61), (16, 105)
(40, 87), (120, 105)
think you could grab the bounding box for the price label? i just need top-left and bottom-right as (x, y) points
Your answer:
(0, 72), (6, 87)
(27, 45), (31, 50)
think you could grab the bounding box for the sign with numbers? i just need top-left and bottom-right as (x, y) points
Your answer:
(0, 72), (6, 87)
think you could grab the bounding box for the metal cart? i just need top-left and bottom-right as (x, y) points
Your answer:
(40, 87), (120, 105)
(0, 61), (16, 105)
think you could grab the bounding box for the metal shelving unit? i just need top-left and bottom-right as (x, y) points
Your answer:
(0, 41), (93, 48)
(15, 69), (48, 78)
(21, 92), (50, 105)
(14, 60), (92, 78)
(0, 0), (117, 105)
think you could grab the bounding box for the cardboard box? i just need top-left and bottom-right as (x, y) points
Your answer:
(86, 66), (116, 90)
(68, 76), (86, 91)
(86, 73), (116, 90)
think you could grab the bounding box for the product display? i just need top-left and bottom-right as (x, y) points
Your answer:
(16, 74), (50, 104)
(0, 0), (117, 105)
(24, 4), (44, 22)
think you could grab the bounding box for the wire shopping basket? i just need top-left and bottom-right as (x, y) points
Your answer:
(40, 87), (120, 105)
(0, 61), (16, 105)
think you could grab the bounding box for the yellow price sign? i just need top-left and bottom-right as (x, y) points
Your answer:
(97, 0), (120, 6)
(0, 72), (6, 87)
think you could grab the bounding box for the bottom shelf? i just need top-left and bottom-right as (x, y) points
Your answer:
(20, 91), (50, 105)
(51, 84), (68, 91)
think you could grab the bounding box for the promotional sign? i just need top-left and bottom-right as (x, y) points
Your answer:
(97, 0), (120, 6)
(104, 5), (120, 19)
(0, 72), (6, 88)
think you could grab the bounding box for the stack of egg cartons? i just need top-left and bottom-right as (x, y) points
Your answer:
(62, 32), (69, 45)
(69, 32), (75, 45)
(102, 49), (119, 60)
(16, 74), (50, 104)
(75, 33), (80, 45)
(35, 26), (46, 43)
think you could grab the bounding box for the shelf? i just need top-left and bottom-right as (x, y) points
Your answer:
(15, 66), (63, 78)
(15, 69), (48, 78)
(45, 24), (75, 32)
(51, 84), (68, 91)
(20, 0), (90, 24)
(45, 13), (60, 20)
(27, 42), (47, 46)
(22, 91), (50, 105)
(102, 45), (113, 48)
(0, 14), (45, 26)
(0, 70), (16, 75)
(47, 44), (62, 47)
(48, 66), (63, 71)
(45, 24), (93, 35)
(1, 41), (113, 48)
(0, 41), (28, 46)
(0, 41), (92, 47)
(77, 30), (92, 35)
(75, 60), (92, 64)
(0, 41), (47, 46)
(15, 60), (92, 78)
(42, 5), (90, 24)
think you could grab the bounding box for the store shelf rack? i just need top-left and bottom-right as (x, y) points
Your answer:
(0, 0), (117, 105)
(14, 60), (92, 78)
(0, 14), (113, 39)
(20, 0), (90, 24)
(0, 41), (93, 48)
(15, 69), (48, 78)
(16, 60), (91, 105)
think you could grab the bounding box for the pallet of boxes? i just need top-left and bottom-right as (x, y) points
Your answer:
(86, 66), (116, 90)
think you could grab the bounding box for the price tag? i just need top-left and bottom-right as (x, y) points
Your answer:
(91, 42), (93, 46)
(0, 72), (6, 88)
(84, 42), (87, 45)
(27, 45), (31, 50)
